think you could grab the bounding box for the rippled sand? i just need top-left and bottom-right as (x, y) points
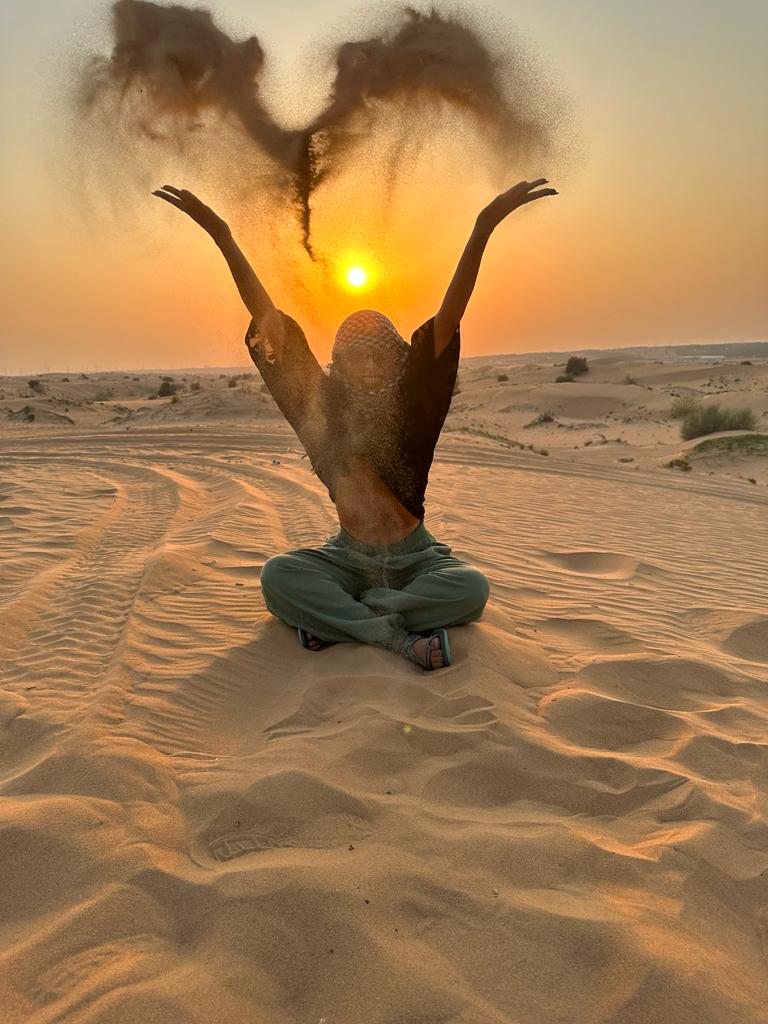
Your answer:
(1, 423), (767, 1023)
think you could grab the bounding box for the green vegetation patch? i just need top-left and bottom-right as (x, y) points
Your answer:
(680, 404), (758, 439)
(688, 433), (768, 458)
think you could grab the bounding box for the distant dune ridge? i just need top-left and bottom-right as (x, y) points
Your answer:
(465, 339), (768, 365)
(1, 351), (767, 1021)
(3, 349), (767, 485)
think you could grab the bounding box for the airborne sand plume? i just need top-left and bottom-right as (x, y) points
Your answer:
(75, 0), (572, 258)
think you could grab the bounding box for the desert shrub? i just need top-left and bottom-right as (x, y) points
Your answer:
(80, 373), (89, 380)
(61, 376), (70, 382)
(190, 381), (201, 391)
(680, 404), (757, 440)
(565, 356), (588, 377)
(28, 379), (42, 390)
(497, 373), (509, 382)
(162, 375), (175, 382)
(171, 394), (179, 404)
(524, 411), (554, 428)
(669, 395), (701, 419)
(740, 360), (753, 366)
(9, 405), (36, 422)
(228, 377), (239, 388)
(94, 389), (113, 401)
(555, 374), (574, 383)
(665, 457), (691, 471)
(623, 375), (637, 385)
(157, 380), (177, 398)
(133, 376), (140, 381)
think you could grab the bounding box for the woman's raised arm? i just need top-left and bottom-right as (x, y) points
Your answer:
(152, 185), (284, 344)
(433, 178), (558, 357)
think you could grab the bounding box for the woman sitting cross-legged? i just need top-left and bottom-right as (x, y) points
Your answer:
(152, 178), (557, 668)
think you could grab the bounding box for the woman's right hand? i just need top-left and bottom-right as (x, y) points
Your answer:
(152, 185), (231, 242)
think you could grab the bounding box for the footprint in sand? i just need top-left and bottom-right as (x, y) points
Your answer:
(540, 690), (691, 755)
(539, 550), (652, 579)
(721, 617), (768, 664)
(572, 656), (747, 711)
(423, 741), (682, 816)
(196, 771), (374, 863)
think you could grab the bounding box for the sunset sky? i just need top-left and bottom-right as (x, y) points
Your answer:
(1, 0), (767, 373)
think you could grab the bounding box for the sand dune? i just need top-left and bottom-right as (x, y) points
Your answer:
(1, 358), (768, 1021)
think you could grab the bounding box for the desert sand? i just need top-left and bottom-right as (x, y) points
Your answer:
(1, 352), (767, 1023)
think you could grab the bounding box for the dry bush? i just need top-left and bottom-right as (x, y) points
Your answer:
(680, 404), (757, 440)
(565, 356), (588, 377)
(670, 395), (701, 419)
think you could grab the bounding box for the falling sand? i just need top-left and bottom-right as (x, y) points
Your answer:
(73, 0), (574, 259)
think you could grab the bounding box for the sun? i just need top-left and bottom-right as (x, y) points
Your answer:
(336, 252), (378, 294)
(346, 265), (367, 288)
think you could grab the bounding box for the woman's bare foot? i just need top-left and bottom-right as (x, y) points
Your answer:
(414, 636), (445, 668)
(400, 631), (449, 670)
(298, 628), (335, 651)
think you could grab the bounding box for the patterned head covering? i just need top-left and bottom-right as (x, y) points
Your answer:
(330, 310), (409, 395)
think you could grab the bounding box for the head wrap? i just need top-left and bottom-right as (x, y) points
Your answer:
(330, 310), (409, 396)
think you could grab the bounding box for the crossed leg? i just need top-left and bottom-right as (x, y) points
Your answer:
(259, 547), (490, 665)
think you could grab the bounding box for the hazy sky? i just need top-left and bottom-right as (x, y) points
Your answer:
(1, 0), (767, 372)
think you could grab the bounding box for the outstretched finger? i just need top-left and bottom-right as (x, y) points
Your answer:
(161, 184), (183, 196)
(523, 187), (558, 202)
(527, 178), (548, 189)
(152, 189), (184, 209)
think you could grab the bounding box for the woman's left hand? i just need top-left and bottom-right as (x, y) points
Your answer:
(477, 179), (558, 231)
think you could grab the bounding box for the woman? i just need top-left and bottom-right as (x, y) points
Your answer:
(153, 178), (558, 668)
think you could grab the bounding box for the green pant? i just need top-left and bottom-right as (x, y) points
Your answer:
(260, 521), (490, 651)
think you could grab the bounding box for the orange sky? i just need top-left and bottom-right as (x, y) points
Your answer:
(1, 0), (767, 373)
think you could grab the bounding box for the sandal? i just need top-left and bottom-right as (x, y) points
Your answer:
(297, 627), (336, 651)
(401, 629), (452, 670)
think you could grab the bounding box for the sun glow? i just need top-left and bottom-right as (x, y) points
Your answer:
(334, 250), (380, 299)
(346, 265), (367, 288)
